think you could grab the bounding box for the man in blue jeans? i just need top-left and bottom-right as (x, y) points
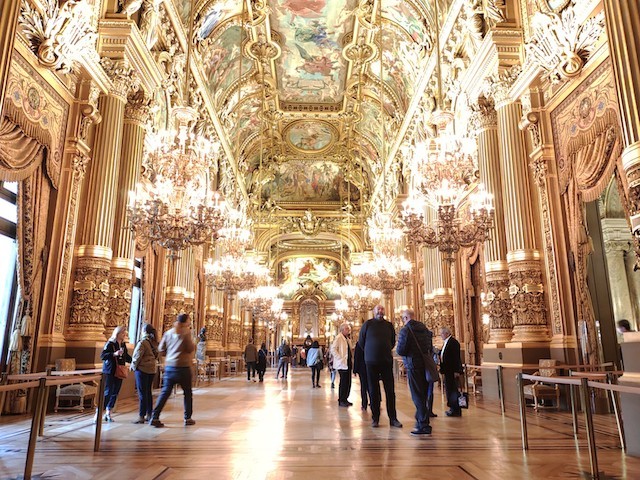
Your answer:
(150, 313), (196, 427)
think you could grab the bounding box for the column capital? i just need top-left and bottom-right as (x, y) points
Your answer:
(484, 65), (522, 108)
(469, 98), (497, 132)
(124, 89), (152, 125)
(100, 57), (139, 101)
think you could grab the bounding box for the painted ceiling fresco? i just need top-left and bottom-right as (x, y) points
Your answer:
(278, 257), (342, 299)
(180, 0), (436, 230)
(272, 0), (359, 105)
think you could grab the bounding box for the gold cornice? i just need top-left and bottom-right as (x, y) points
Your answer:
(76, 245), (113, 259)
(97, 14), (163, 93)
(111, 257), (133, 270)
(485, 260), (509, 273)
(506, 249), (541, 263)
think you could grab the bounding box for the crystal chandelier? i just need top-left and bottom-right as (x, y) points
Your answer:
(400, 0), (493, 261)
(339, 280), (382, 313)
(204, 210), (268, 297)
(351, 213), (412, 294)
(239, 284), (281, 315)
(402, 139), (494, 262)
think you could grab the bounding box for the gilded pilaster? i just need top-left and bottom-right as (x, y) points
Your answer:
(488, 75), (548, 342)
(163, 255), (184, 333)
(471, 98), (513, 343)
(603, 1), (640, 263)
(0, 0), (20, 119)
(69, 60), (137, 340)
(106, 89), (150, 328)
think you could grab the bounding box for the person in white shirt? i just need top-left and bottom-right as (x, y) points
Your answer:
(331, 323), (353, 407)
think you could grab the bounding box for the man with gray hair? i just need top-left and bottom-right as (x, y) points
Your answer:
(331, 323), (353, 407)
(397, 308), (433, 436)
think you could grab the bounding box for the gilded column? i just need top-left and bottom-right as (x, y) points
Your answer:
(106, 89), (150, 329)
(68, 60), (137, 340)
(163, 255), (184, 333)
(433, 253), (454, 335)
(489, 73), (548, 343)
(471, 98), (513, 343)
(603, 1), (640, 263)
(422, 208), (438, 330)
(0, 0), (20, 119)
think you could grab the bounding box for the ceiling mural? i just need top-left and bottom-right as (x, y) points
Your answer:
(260, 159), (361, 204)
(278, 256), (342, 299)
(200, 21), (253, 106)
(285, 120), (337, 153)
(272, 0), (358, 105)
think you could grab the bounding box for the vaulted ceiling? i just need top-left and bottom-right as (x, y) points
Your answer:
(171, 0), (441, 218)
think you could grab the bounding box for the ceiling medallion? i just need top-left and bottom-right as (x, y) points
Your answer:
(284, 120), (338, 154)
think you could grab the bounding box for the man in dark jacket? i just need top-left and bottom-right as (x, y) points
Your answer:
(397, 308), (433, 436)
(353, 341), (369, 411)
(358, 304), (402, 428)
(440, 327), (463, 417)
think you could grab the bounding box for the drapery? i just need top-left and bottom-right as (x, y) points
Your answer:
(0, 117), (45, 181)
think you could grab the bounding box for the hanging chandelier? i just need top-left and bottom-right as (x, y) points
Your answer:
(239, 284), (281, 315)
(339, 280), (382, 313)
(402, 143), (494, 262)
(399, 0), (493, 261)
(128, 106), (227, 253)
(127, 0), (229, 254)
(351, 212), (412, 294)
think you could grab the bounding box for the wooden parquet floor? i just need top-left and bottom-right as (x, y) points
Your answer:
(0, 368), (638, 480)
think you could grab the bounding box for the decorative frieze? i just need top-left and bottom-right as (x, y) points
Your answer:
(106, 264), (133, 330)
(508, 254), (549, 342)
(485, 267), (513, 343)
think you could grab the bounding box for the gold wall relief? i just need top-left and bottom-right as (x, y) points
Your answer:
(105, 265), (133, 330)
(162, 289), (185, 333)
(67, 255), (111, 340)
(485, 268), (513, 343)
(507, 256), (549, 342)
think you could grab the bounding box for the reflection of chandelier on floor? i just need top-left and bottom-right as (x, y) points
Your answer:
(402, 130), (494, 262)
(127, 106), (227, 253)
(351, 212), (412, 295)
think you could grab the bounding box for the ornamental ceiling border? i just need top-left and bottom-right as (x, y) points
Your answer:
(4, 51), (69, 189)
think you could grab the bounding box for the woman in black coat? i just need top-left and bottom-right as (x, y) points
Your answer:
(256, 342), (268, 382)
(100, 325), (132, 421)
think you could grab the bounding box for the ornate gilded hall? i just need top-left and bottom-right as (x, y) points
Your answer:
(1, 0), (640, 478)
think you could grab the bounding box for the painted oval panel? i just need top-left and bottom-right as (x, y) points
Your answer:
(286, 121), (335, 152)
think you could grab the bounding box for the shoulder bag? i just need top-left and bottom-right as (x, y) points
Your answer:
(407, 324), (440, 383)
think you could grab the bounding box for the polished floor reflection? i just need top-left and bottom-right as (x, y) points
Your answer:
(0, 368), (638, 479)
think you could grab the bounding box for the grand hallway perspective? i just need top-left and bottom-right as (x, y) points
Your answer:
(0, 369), (638, 480)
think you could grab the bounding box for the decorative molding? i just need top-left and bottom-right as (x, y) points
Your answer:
(19, 0), (97, 74)
(99, 57), (139, 100)
(525, 2), (605, 85)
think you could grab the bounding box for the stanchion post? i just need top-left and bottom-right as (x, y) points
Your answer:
(38, 382), (49, 436)
(497, 366), (505, 415)
(517, 373), (528, 450)
(94, 373), (106, 452)
(580, 377), (599, 479)
(569, 382), (579, 440)
(607, 373), (625, 451)
(25, 377), (47, 480)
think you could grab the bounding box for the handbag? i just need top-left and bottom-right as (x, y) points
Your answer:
(115, 363), (129, 380)
(458, 391), (469, 409)
(407, 324), (440, 383)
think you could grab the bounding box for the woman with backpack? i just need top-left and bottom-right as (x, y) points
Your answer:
(306, 341), (324, 388)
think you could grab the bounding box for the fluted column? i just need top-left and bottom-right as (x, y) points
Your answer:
(68, 60), (137, 340)
(490, 76), (548, 342)
(433, 252), (454, 335)
(0, 0), (19, 119)
(603, 1), (640, 264)
(471, 99), (513, 343)
(163, 255), (184, 333)
(106, 90), (150, 329)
